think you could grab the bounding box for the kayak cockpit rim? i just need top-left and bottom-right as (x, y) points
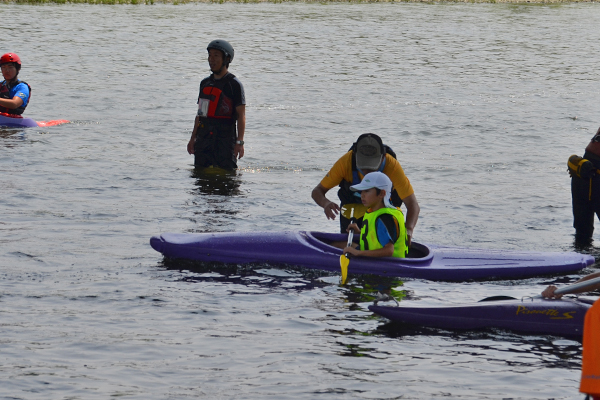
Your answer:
(303, 231), (431, 260)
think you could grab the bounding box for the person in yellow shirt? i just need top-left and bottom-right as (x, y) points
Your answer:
(311, 133), (420, 245)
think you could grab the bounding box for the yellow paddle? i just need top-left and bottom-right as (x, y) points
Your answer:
(340, 203), (367, 221)
(340, 207), (355, 285)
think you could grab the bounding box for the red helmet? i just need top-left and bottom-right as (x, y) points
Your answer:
(0, 53), (21, 65)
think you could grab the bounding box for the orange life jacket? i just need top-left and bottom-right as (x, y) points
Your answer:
(580, 298), (600, 397)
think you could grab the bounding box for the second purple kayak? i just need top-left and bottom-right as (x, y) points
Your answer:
(369, 297), (594, 338)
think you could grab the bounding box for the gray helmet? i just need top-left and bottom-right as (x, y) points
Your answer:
(207, 39), (234, 64)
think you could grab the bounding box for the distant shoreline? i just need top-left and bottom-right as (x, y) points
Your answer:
(2, 0), (599, 4)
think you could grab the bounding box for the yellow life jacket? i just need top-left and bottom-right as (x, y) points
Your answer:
(568, 155), (600, 201)
(568, 155), (598, 180)
(359, 207), (408, 258)
(580, 299), (600, 396)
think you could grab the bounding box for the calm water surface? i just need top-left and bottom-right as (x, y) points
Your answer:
(1, 2), (600, 399)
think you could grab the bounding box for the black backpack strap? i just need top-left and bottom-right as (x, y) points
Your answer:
(384, 144), (396, 159)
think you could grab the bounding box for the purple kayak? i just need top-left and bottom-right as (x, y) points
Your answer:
(369, 297), (594, 338)
(0, 112), (69, 128)
(0, 113), (38, 127)
(149, 231), (595, 281)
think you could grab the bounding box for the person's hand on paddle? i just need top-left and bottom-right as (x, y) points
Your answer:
(343, 245), (360, 257)
(541, 285), (562, 299)
(346, 222), (360, 235)
(342, 223), (360, 256)
(323, 201), (340, 220)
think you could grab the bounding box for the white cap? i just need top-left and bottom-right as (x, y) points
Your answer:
(350, 171), (394, 208)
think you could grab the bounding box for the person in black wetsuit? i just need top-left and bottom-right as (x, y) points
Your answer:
(187, 40), (246, 170)
(571, 127), (600, 243)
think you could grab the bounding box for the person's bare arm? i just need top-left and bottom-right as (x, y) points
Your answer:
(311, 183), (340, 220)
(402, 193), (420, 246)
(0, 96), (23, 109)
(234, 104), (245, 159)
(187, 115), (200, 155)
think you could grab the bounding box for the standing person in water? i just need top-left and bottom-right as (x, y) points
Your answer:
(0, 53), (30, 116)
(569, 127), (600, 244)
(187, 40), (246, 170)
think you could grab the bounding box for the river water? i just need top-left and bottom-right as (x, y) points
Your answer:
(1, 2), (600, 399)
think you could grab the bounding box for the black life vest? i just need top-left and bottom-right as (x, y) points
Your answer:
(337, 143), (403, 207)
(194, 73), (239, 169)
(197, 73), (237, 125)
(0, 79), (30, 115)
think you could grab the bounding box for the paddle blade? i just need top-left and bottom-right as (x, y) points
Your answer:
(340, 254), (349, 285)
(340, 207), (355, 285)
(341, 204), (367, 220)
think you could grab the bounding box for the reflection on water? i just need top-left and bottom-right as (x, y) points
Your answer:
(0, 128), (26, 146)
(187, 167), (244, 230)
(191, 167), (242, 197)
(344, 275), (407, 304)
(369, 321), (583, 368)
(572, 238), (600, 261)
(162, 258), (334, 292)
(163, 253), (407, 302)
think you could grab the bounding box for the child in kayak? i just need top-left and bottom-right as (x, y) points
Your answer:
(341, 171), (408, 258)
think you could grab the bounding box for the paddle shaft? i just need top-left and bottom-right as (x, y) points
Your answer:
(554, 276), (600, 296)
(346, 225), (354, 248)
(344, 208), (356, 253)
(533, 276), (600, 299)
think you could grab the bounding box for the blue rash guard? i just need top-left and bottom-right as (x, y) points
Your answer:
(8, 81), (30, 106)
(0, 80), (30, 114)
(375, 215), (396, 246)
